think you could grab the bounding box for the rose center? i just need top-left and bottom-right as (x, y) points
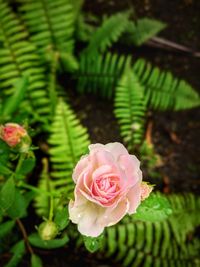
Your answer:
(95, 176), (119, 194)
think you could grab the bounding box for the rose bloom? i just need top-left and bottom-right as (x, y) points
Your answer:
(0, 123), (27, 147)
(69, 142), (144, 237)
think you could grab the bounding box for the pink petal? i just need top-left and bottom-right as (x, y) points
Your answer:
(105, 142), (129, 159)
(72, 155), (89, 183)
(69, 199), (104, 237)
(126, 180), (142, 214)
(118, 154), (142, 186)
(100, 198), (130, 227)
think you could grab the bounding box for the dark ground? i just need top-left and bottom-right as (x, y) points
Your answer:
(1, 0), (200, 266)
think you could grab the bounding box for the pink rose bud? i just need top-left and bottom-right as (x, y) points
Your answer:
(69, 142), (143, 237)
(0, 123), (28, 148)
(141, 182), (153, 201)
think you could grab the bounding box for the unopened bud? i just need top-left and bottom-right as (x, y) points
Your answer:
(38, 221), (58, 241)
(0, 123), (30, 151)
(141, 182), (153, 201)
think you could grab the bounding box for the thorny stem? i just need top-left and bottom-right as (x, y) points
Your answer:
(16, 219), (33, 254)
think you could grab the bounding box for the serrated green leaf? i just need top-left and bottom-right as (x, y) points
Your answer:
(0, 220), (15, 239)
(133, 193), (172, 222)
(7, 189), (27, 219)
(16, 155), (36, 176)
(31, 254), (43, 267)
(5, 240), (25, 267)
(54, 206), (69, 231)
(0, 177), (16, 214)
(28, 233), (69, 249)
(0, 140), (10, 165)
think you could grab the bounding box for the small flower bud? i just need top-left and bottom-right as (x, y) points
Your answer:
(0, 123), (30, 150)
(141, 182), (153, 201)
(38, 221), (58, 241)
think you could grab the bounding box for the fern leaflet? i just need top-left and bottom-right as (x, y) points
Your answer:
(48, 98), (90, 196)
(114, 68), (147, 148)
(124, 18), (166, 46)
(133, 59), (200, 110)
(0, 0), (50, 120)
(18, 0), (75, 55)
(85, 12), (130, 54)
(76, 51), (132, 98)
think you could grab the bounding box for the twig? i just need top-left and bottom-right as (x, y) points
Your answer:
(145, 119), (153, 145)
(147, 36), (200, 58)
(16, 219), (34, 255)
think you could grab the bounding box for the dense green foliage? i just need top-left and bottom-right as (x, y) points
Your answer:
(0, 0), (199, 266)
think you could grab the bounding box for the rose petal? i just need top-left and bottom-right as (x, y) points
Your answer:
(101, 198), (130, 227)
(72, 155), (89, 182)
(118, 154), (142, 186)
(105, 142), (129, 159)
(126, 180), (142, 214)
(69, 199), (104, 237)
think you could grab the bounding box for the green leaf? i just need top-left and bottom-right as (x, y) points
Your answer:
(0, 220), (15, 239)
(54, 206), (69, 231)
(60, 52), (79, 72)
(28, 233), (69, 249)
(0, 177), (16, 214)
(7, 189), (27, 219)
(2, 76), (28, 118)
(125, 18), (166, 46)
(0, 164), (13, 176)
(16, 155), (36, 177)
(133, 193), (172, 222)
(5, 240), (25, 267)
(83, 235), (104, 253)
(31, 254), (43, 267)
(0, 140), (10, 165)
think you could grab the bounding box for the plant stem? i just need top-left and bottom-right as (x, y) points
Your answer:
(42, 158), (54, 221)
(49, 196), (54, 221)
(16, 218), (33, 254)
(15, 153), (26, 175)
(18, 182), (60, 197)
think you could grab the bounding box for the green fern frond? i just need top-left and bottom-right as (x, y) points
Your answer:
(114, 68), (147, 148)
(34, 158), (52, 217)
(85, 12), (130, 54)
(35, 99), (90, 216)
(124, 18), (166, 46)
(133, 59), (200, 110)
(76, 51), (132, 98)
(18, 0), (75, 55)
(99, 193), (200, 267)
(48, 98), (90, 196)
(0, 0), (50, 119)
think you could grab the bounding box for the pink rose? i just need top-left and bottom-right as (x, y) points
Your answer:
(0, 123), (27, 147)
(69, 143), (143, 237)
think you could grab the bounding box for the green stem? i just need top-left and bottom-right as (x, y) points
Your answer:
(18, 182), (60, 198)
(49, 196), (54, 221)
(15, 153), (26, 175)
(43, 158), (55, 221)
